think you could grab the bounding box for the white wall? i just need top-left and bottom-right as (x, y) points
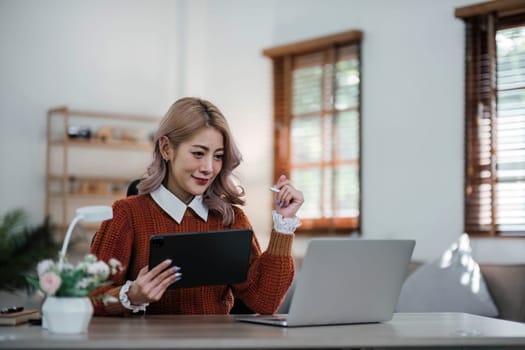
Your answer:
(1, 0), (523, 263)
(0, 0), (179, 219)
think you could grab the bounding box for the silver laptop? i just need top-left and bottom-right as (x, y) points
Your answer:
(235, 238), (415, 327)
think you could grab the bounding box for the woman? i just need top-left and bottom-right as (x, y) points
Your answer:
(90, 97), (304, 315)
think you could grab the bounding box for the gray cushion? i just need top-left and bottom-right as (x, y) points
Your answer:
(396, 234), (498, 317)
(481, 264), (525, 322)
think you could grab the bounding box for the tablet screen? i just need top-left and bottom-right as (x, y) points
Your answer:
(148, 229), (253, 288)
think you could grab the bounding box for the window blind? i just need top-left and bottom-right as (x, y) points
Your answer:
(462, 8), (525, 236)
(290, 45), (360, 221)
(263, 31), (362, 233)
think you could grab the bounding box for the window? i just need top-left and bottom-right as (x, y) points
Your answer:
(457, 2), (525, 236)
(263, 31), (362, 233)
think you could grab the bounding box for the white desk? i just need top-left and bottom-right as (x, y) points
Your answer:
(1, 313), (525, 349)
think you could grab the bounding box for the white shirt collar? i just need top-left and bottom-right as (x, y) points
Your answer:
(150, 184), (209, 224)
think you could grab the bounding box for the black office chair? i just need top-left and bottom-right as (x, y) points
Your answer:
(126, 178), (254, 314)
(126, 178), (142, 197)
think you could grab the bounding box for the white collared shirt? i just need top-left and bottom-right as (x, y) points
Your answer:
(150, 184), (208, 224)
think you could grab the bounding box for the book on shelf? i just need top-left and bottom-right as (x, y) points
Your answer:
(0, 309), (40, 326)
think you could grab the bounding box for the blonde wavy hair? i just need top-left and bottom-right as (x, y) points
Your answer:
(137, 97), (245, 225)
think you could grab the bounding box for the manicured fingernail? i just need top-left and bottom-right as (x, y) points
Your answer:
(175, 272), (182, 278)
(174, 276), (182, 283)
(172, 266), (181, 272)
(165, 259), (172, 264)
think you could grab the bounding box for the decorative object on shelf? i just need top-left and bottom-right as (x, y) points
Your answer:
(121, 128), (147, 142)
(25, 206), (122, 334)
(67, 125), (91, 140)
(95, 126), (113, 142)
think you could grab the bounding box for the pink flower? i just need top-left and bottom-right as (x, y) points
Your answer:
(40, 272), (62, 295)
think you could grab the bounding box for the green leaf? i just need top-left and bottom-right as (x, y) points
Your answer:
(24, 275), (43, 294)
(0, 209), (60, 292)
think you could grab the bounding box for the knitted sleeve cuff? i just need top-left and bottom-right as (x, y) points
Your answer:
(266, 230), (294, 257)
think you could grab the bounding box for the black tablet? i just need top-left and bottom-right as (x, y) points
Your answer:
(148, 229), (253, 288)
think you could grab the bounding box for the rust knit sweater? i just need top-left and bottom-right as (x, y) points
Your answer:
(89, 194), (295, 316)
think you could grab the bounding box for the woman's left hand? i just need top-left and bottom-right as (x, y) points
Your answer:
(272, 174), (304, 218)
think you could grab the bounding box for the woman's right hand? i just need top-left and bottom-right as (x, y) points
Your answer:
(273, 174), (304, 218)
(127, 259), (181, 305)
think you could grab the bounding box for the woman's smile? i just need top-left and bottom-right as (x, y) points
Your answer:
(193, 176), (210, 186)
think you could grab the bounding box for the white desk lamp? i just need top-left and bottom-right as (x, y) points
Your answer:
(58, 205), (112, 269)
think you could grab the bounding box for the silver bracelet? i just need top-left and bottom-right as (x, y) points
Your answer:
(119, 280), (149, 313)
(272, 210), (301, 234)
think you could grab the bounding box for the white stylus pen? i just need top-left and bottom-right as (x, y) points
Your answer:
(269, 186), (280, 193)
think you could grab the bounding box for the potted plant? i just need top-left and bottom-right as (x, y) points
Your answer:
(26, 254), (122, 334)
(24, 205), (122, 334)
(0, 209), (59, 294)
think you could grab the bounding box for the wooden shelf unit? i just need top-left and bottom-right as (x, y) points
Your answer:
(45, 106), (159, 243)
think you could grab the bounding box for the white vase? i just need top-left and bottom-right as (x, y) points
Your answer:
(42, 296), (94, 334)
